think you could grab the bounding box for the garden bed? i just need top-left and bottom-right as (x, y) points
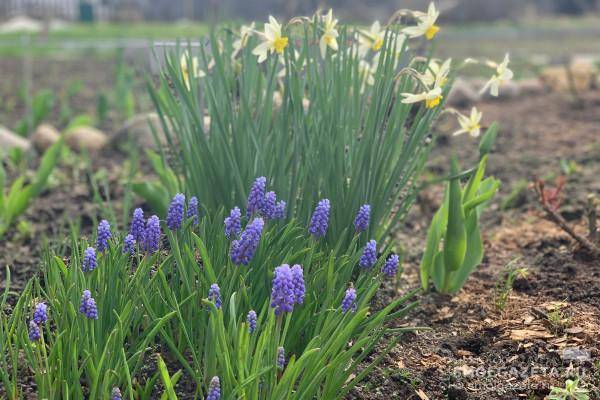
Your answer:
(1, 49), (599, 400)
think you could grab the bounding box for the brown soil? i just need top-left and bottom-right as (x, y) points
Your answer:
(348, 92), (600, 399)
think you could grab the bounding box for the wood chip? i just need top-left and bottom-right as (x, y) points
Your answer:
(565, 327), (584, 334)
(415, 389), (430, 400)
(510, 329), (554, 341)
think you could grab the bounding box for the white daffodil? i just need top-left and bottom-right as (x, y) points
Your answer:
(180, 51), (205, 90)
(233, 22), (255, 53)
(403, 2), (440, 40)
(453, 107), (483, 137)
(319, 9), (339, 58)
(419, 58), (451, 88)
(480, 53), (514, 97)
(401, 86), (443, 109)
(359, 21), (385, 55)
(252, 16), (289, 63)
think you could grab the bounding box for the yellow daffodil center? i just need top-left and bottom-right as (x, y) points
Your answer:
(273, 36), (289, 54)
(425, 25), (440, 40)
(372, 38), (384, 51)
(426, 95), (442, 109)
(324, 35), (334, 45)
(469, 123), (480, 133)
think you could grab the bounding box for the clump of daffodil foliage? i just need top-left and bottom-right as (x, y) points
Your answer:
(141, 2), (513, 250)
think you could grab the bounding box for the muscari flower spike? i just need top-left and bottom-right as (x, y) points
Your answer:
(96, 219), (112, 252)
(261, 191), (277, 219)
(208, 283), (222, 309)
(111, 387), (122, 400)
(309, 199), (330, 237)
(274, 200), (286, 219)
(277, 346), (286, 369)
(246, 176), (267, 218)
(354, 204), (371, 233)
(166, 193), (186, 230)
(207, 376), (221, 400)
(230, 217), (264, 265)
(130, 208), (145, 242)
(82, 246), (97, 272)
(270, 264), (295, 315)
(28, 320), (41, 341)
(382, 254), (399, 278)
(144, 215), (161, 254)
(79, 290), (98, 320)
(123, 234), (135, 255)
(33, 302), (47, 325)
(224, 207), (242, 239)
(359, 239), (377, 268)
(341, 287), (357, 314)
(247, 310), (257, 334)
(187, 196), (199, 225)
(291, 264), (305, 305)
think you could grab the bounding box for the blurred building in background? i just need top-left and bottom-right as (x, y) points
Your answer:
(0, 0), (598, 22)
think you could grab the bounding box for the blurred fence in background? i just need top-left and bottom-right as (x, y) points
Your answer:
(0, 0), (599, 23)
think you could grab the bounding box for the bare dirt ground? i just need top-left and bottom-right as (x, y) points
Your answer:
(1, 56), (599, 399)
(349, 92), (600, 399)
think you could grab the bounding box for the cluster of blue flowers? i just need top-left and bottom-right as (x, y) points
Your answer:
(79, 290), (98, 320)
(208, 283), (222, 309)
(270, 264), (305, 315)
(206, 376), (221, 400)
(28, 302), (47, 341)
(47, 179), (402, 399)
(245, 176), (287, 221)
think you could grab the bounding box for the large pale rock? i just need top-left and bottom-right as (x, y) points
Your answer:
(112, 113), (169, 148)
(540, 60), (596, 93)
(0, 125), (31, 154)
(446, 78), (480, 107)
(32, 124), (60, 151)
(66, 126), (108, 152)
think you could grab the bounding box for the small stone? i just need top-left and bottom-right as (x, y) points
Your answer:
(66, 126), (108, 152)
(32, 124), (60, 151)
(0, 125), (31, 155)
(111, 113), (169, 148)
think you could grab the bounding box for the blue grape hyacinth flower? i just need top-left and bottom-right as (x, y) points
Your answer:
(246, 176), (266, 218)
(291, 264), (305, 305)
(130, 208), (145, 243)
(382, 254), (399, 277)
(96, 220), (112, 252)
(166, 193), (185, 230)
(270, 264), (295, 315)
(123, 234), (135, 255)
(33, 302), (47, 325)
(341, 287), (357, 314)
(187, 196), (199, 225)
(230, 217), (264, 265)
(208, 283), (222, 309)
(353, 204), (371, 233)
(79, 290), (98, 320)
(247, 310), (257, 334)
(309, 199), (330, 237)
(111, 387), (122, 400)
(224, 207), (242, 239)
(359, 239), (377, 268)
(277, 346), (286, 369)
(206, 376), (221, 400)
(143, 215), (161, 254)
(82, 247), (97, 272)
(28, 321), (41, 341)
